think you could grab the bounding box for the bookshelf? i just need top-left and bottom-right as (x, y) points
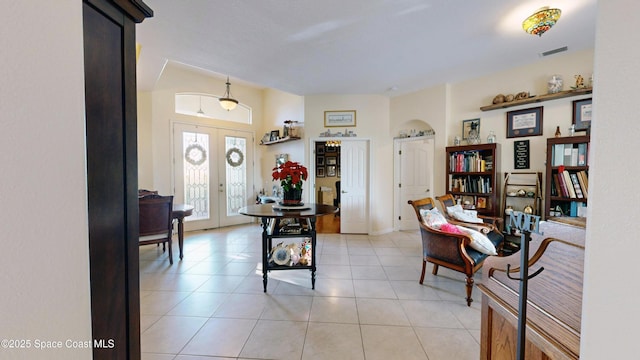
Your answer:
(445, 143), (500, 217)
(544, 135), (590, 219)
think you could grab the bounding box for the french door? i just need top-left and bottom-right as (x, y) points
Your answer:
(173, 123), (254, 231)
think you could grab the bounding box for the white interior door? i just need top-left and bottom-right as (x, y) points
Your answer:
(395, 137), (434, 230)
(340, 140), (369, 233)
(173, 123), (253, 231)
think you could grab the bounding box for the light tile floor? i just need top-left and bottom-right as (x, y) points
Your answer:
(140, 224), (483, 360)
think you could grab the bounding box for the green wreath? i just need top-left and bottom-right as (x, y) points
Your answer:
(184, 143), (207, 166)
(226, 147), (244, 167)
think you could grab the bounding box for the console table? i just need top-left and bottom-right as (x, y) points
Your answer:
(239, 203), (337, 292)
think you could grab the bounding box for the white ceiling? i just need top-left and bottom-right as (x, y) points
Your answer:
(136, 0), (597, 96)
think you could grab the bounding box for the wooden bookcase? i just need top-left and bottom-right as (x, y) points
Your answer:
(544, 135), (590, 219)
(445, 143), (500, 217)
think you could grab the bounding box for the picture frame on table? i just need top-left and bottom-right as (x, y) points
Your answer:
(269, 130), (280, 142)
(316, 166), (325, 178)
(324, 110), (356, 127)
(462, 118), (480, 140)
(275, 153), (288, 168)
(572, 98), (592, 131)
(506, 106), (543, 138)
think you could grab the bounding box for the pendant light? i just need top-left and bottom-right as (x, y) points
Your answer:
(219, 76), (238, 111)
(196, 95), (205, 117)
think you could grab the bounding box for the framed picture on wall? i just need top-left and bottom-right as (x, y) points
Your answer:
(573, 98), (592, 131)
(462, 118), (480, 140)
(317, 156), (325, 166)
(506, 106), (543, 138)
(324, 110), (356, 127)
(326, 156), (337, 165)
(316, 167), (325, 178)
(327, 165), (337, 177)
(316, 143), (325, 155)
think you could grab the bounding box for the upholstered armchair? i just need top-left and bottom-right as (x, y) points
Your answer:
(435, 193), (503, 233)
(408, 197), (504, 306)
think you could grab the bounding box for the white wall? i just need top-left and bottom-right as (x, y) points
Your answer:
(1, 1), (92, 359)
(391, 50), (594, 199)
(580, 1), (640, 358)
(149, 63), (265, 195)
(304, 95), (392, 234)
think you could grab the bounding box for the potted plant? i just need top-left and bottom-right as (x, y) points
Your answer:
(272, 161), (308, 205)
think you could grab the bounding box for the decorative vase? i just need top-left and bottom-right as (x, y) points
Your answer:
(282, 187), (303, 205)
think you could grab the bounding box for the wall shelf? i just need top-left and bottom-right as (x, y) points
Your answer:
(480, 87), (592, 111)
(260, 136), (301, 145)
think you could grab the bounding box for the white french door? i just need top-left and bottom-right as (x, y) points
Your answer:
(173, 123), (254, 231)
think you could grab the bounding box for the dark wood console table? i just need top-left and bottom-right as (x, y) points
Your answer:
(239, 203), (337, 292)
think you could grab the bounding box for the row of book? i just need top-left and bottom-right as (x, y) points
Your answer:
(449, 175), (493, 194)
(549, 202), (587, 217)
(552, 170), (589, 199)
(551, 142), (589, 167)
(449, 151), (493, 172)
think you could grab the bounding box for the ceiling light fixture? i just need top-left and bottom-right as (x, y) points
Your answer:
(522, 6), (561, 37)
(219, 76), (238, 111)
(197, 96), (205, 117)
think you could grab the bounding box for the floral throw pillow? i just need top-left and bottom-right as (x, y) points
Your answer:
(419, 208), (448, 228)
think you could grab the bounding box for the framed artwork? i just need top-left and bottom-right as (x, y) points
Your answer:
(269, 130), (280, 142)
(316, 143), (325, 155)
(326, 156), (337, 165)
(513, 140), (530, 169)
(275, 153), (288, 168)
(327, 165), (337, 177)
(324, 110), (356, 127)
(476, 197), (487, 209)
(316, 167), (325, 178)
(573, 98), (592, 131)
(316, 156), (325, 166)
(506, 106), (543, 138)
(462, 118), (480, 140)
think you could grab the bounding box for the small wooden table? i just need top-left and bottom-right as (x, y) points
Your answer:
(239, 203), (337, 291)
(172, 204), (194, 260)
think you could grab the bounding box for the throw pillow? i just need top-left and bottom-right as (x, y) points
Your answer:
(447, 205), (484, 224)
(440, 223), (464, 234)
(419, 208), (448, 228)
(455, 225), (497, 256)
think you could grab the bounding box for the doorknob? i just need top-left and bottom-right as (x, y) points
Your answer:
(342, 190), (347, 193)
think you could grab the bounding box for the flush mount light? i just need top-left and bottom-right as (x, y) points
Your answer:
(523, 6), (561, 37)
(219, 76), (238, 111)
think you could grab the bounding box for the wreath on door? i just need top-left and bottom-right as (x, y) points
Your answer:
(226, 147), (244, 167)
(184, 143), (207, 166)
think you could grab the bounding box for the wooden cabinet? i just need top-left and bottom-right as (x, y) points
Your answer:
(445, 143), (500, 217)
(544, 136), (590, 219)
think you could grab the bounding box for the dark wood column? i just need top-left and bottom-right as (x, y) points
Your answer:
(82, 0), (152, 358)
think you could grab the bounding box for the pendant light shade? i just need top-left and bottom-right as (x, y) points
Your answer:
(522, 6), (561, 37)
(219, 76), (238, 111)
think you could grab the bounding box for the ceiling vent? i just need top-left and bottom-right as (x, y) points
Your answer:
(540, 46), (568, 57)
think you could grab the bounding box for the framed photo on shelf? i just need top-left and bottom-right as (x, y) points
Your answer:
(316, 156), (325, 166)
(326, 156), (337, 165)
(476, 197), (487, 209)
(316, 166), (325, 178)
(327, 165), (337, 177)
(573, 98), (592, 131)
(269, 130), (280, 142)
(324, 110), (356, 127)
(506, 106), (543, 138)
(462, 118), (480, 140)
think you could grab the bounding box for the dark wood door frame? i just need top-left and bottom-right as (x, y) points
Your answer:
(83, 0), (152, 358)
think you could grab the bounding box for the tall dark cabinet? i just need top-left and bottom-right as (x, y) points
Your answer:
(83, 1), (152, 358)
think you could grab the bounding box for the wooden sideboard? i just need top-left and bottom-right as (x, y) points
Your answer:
(478, 219), (585, 359)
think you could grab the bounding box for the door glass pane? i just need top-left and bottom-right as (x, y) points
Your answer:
(225, 136), (247, 216)
(183, 132), (210, 221)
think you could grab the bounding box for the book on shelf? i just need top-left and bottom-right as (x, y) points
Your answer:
(561, 170), (577, 198)
(553, 144), (564, 166)
(577, 143), (588, 166)
(577, 170), (589, 197)
(569, 172), (584, 199)
(555, 173), (569, 198)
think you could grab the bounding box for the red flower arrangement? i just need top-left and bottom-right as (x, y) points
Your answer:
(272, 161), (308, 192)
